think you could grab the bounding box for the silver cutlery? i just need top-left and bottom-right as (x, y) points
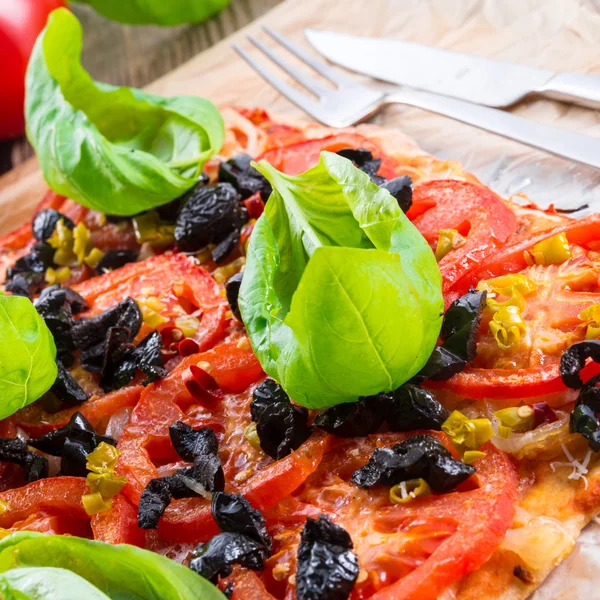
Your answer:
(304, 29), (600, 110)
(233, 27), (600, 170)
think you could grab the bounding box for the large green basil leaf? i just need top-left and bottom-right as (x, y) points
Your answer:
(73, 0), (230, 25)
(0, 532), (225, 600)
(25, 8), (224, 216)
(239, 152), (443, 408)
(0, 567), (109, 599)
(0, 295), (57, 419)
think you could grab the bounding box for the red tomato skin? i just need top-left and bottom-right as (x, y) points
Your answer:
(369, 444), (517, 600)
(258, 133), (396, 179)
(447, 213), (600, 303)
(411, 180), (517, 295)
(0, 0), (65, 139)
(157, 432), (327, 543)
(0, 477), (88, 529)
(92, 493), (145, 547)
(117, 342), (264, 506)
(224, 567), (278, 600)
(9, 513), (91, 538)
(14, 385), (142, 436)
(441, 214), (600, 400)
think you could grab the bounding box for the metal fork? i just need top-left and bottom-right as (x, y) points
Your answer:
(233, 26), (600, 170)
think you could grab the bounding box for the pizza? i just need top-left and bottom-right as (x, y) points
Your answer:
(2, 103), (600, 600)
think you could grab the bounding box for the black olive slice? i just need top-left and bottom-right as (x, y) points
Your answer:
(169, 422), (219, 462)
(211, 492), (271, 551)
(28, 412), (115, 477)
(414, 289), (486, 382)
(561, 340), (600, 390)
(102, 329), (166, 391)
(0, 437), (48, 483)
(174, 183), (246, 254)
(296, 515), (359, 600)
(576, 374), (600, 413)
(5, 242), (55, 297)
(384, 384), (449, 431)
(50, 361), (88, 406)
(250, 379), (312, 460)
(225, 272), (243, 321)
(32, 209), (74, 242)
(351, 434), (474, 493)
(211, 229), (241, 264)
(441, 288), (487, 362)
(72, 297), (141, 374)
(137, 478), (173, 529)
(570, 404), (600, 452)
(382, 176), (413, 213)
(218, 154), (272, 202)
(34, 285), (89, 369)
(313, 395), (385, 438)
(138, 424), (224, 529)
(96, 250), (138, 273)
(336, 148), (382, 183)
(189, 532), (266, 582)
(5, 272), (45, 298)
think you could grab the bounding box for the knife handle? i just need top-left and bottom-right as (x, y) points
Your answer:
(384, 89), (600, 170)
(539, 73), (600, 110)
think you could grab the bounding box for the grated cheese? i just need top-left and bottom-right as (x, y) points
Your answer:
(550, 443), (591, 490)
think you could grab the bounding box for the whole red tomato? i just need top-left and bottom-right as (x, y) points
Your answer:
(0, 0), (65, 140)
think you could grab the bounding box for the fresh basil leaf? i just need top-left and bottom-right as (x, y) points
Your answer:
(25, 8), (224, 216)
(239, 152), (443, 408)
(0, 532), (225, 600)
(73, 0), (230, 26)
(0, 295), (57, 419)
(0, 567), (110, 600)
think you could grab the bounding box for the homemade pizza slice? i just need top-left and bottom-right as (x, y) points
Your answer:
(1, 106), (600, 600)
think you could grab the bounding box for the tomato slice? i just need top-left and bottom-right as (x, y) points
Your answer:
(258, 133), (396, 178)
(74, 253), (229, 351)
(259, 433), (517, 600)
(116, 340), (264, 505)
(446, 213), (600, 301)
(91, 493), (145, 547)
(409, 181), (517, 295)
(224, 566), (277, 600)
(14, 385), (142, 436)
(0, 477), (88, 529)
(441, 216), (600, 400)
(158, 431), (327, 543)
(8, 512), (91, 538)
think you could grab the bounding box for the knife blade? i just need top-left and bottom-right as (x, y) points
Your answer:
(304, 29), (600, 110)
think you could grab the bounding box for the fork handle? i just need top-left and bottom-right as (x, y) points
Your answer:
(384, 89), (600, 169)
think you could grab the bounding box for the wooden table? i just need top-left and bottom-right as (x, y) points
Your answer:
(0, 0), (281, 175)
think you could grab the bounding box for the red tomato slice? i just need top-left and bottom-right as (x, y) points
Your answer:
(74, 253), (229, 350)
(116, 341), (264, 505)
(441, 215), (600, 400)
(92, 493), (145, 547)
(410, 180), (517, 294)
(258, 133), (396, 178)
(260, 433), (517, 600)
(158, 431), (327, 543)
(9, 512), (91, 538)
(224, 566), (277, 600)
(448, 213), (600, 301)
(0, 477), (88, 529)
(14, 385), (142, 436)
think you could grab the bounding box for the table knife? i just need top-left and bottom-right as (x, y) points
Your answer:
(304, 29), (600, 110)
